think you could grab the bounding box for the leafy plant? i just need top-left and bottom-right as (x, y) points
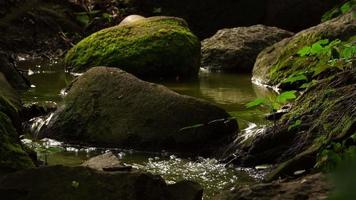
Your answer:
(282, 73), (308, 84)
(297, 38), (355, 77)
(321, 0), (356, 22)
(246, 91), (297, 132)
(246, 90), (297, 111)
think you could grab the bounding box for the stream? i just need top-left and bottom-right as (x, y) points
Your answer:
(17, 58), (276, 199)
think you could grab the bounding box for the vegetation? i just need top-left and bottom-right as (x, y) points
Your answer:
(65, 17), (201, 79)
(321, 0), (356, 22)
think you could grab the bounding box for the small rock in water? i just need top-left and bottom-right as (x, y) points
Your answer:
(293, 170), (306, 176)
(82, 152), (129, 171)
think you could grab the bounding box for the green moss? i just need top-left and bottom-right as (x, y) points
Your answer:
(65, 17), (201, 79)
(0, 111), (34, 174)
(266, 68), (356, 179)
(255, 12), (355, 89)
(0, 73), (34, 174)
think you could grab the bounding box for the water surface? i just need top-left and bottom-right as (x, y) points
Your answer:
(18, 59), (275, 199)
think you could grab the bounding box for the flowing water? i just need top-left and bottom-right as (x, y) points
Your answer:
(18, 59), (276, 199)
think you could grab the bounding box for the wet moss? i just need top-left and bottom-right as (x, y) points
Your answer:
(265, 68), (356, 180)
(0, 74), (34, 174)
(0, 112), (35, 174)
(65, 17), (201, 79)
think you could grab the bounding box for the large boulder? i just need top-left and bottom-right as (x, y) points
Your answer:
(65, 16), (201, 80)
(226, 66), (356, 180)
(0, 73), (34, 175)
(201, 25), (293, 72)
(0, 165), (203, 200)
(123, 0), (339, 38)
(252, 13), (356, 88)
(40, 67), (237, 155)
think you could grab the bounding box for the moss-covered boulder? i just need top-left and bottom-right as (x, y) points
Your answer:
(227, 66), (356, 180)
(0, 73), (34, 175)
(65, 16), (201, 80)
(0, 165), (203, 200)
(252, 12), (356, 88)
(40, 67), (237, 155)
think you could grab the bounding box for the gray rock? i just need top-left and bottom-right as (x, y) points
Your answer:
(81, 152), (123, 171)
(201, 25), (293, 72)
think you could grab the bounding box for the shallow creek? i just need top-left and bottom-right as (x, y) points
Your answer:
(17, 59), (276, 199)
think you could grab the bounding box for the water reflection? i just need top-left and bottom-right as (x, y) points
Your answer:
(17, 59), (74, 103)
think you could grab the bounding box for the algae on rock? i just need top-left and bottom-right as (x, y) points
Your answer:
(0, 73), (34, 175)
(40, 67), (237, 155)
(253, 12), (356, 88)
(65, 16), (201, 80)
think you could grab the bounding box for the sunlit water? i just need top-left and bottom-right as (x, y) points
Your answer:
(18, 59), (275, 199)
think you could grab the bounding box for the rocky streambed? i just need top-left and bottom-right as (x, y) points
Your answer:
(17, 58), (275, 199)
(1, 1), (355, 199)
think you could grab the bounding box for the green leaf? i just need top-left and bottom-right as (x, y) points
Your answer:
(300, 80), (318, 89)
(276, 91), (297, 104)
(283, 74), (308, 84)
(288, 119), (302, 131)
(342, 47), (353, 59)
(340, 2), (352, 13)
(317, 39), (330, 46)
(340, 44), (356, 59)
(245, 98), (267, 108)
(310, 43), (325, 55)
(297, 46), (311, 57)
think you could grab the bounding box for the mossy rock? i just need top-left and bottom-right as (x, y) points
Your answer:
(0, 73), (34, 175)
(40, 67), (237, 155)
(0, 73), (21, 129)
(238, 66), (356, 180)
(65, 16), (201, 80)
(0, 112), (34, 175)
(252, 12), (356, 88)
